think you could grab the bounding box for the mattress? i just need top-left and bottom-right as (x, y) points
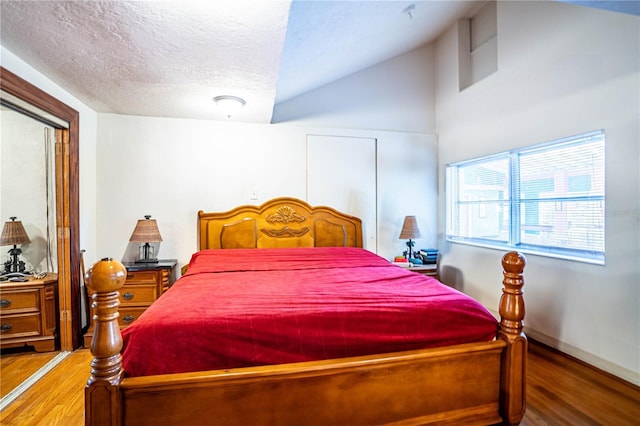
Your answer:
(121, 247), (498, 377)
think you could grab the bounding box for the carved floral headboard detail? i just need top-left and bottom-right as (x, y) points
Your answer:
(265, 206), (306, 224)
(198, 197), (363, 250)
(261, 206), (310, 238)
(260, 226), (310, 238)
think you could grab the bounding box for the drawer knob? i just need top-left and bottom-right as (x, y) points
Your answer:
(1, 323), (13, 333)
(0, 299), (11, 308)
(122, 292), (134, 301)
(122, 315), (135, 324)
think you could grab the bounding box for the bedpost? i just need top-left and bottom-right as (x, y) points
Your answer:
(498, 251), (527, 425)
(84, 258), (127, 426)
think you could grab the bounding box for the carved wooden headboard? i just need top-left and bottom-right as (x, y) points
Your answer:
(198, 197), (363, 250)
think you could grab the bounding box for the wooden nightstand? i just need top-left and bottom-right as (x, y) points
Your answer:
(407, 264), (439, 281)
(0, 273), (58, 352)
(84, 259), (176, 347)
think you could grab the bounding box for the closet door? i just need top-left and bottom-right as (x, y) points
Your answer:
(306, 135), (377, 251)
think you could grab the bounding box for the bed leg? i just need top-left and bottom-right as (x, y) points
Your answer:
(84, 258), (127, 426)
(498, 251), (527, 426)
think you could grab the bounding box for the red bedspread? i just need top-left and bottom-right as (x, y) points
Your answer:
(121, 247), (498, 377)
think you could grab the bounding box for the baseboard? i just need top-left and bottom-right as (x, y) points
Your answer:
(525, 327), (640, 387)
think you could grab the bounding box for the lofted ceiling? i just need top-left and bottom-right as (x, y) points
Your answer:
(1, 1), (637, 124)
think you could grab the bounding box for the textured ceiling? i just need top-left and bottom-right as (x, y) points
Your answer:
(1, 1), (634, 123)
(0, 0), (291, 122)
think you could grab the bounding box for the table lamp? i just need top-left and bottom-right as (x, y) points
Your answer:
(1, 217), (31, 274)
(129, 215), (163, 263)
(399, 215), (421, 260)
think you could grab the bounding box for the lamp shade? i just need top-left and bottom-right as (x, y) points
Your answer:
(0, 217), (31, 246)
(129, 215), (163, 243)
(399, 216), (421, 240)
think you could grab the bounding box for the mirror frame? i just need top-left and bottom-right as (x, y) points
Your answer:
(0, 67), (81, 351)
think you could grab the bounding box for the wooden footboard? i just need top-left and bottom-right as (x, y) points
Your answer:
(85, 252), (526, 426)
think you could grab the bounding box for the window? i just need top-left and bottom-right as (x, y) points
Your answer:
(446, 130), (605, 264)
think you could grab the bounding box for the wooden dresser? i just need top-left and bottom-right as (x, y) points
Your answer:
(0, 273), (58, 352)
(84, 260), (176, 347)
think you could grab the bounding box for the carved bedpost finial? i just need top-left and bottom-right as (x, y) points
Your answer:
(499, 251), (526, 336)
(502, 251), (526, 276)
(498, 251), (527, 425)
(85, 257), (127, 386)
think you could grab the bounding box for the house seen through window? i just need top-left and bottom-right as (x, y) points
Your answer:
(446, 130), (605, 264)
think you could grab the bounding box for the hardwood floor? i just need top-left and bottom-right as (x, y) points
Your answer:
(1, 340), (639, 425)
(0, 350), (59, 398)
(521, 341), (640, 426)
(0, 349), (89, 425)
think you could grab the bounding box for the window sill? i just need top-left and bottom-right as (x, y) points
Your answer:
(445, 238), (605, 266)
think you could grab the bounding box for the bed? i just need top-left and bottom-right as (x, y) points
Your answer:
(85, 197), (527, 426)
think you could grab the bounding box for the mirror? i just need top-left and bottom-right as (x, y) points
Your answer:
(0, 107), (59, 400)
(1, 108), (57, 273)
(0, 67), (81, 406)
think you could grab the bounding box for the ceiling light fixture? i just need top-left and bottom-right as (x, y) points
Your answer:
(213, 95), (246, 119)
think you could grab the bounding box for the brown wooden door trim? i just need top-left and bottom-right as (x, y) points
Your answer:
(1, 66), (81, 351)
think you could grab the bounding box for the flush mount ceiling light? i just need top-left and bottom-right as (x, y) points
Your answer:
(213, 95), (246, 118)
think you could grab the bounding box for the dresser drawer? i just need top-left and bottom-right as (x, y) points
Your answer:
(0, 276), (58, 352)
(125, 270), (159, 285)
(119, 307), (147, 327)
(0, 313), (41, 339)
(0, 289), (40, 313)
(119, 285), (158, 306)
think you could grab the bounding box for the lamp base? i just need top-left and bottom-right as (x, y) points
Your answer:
(405, 239), (415, 260)
(3, 246), (29, 275)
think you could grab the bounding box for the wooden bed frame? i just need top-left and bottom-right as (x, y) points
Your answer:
(85, 197), (526, 425)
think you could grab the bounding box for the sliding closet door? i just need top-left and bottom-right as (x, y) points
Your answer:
(306, 135), (377, 251)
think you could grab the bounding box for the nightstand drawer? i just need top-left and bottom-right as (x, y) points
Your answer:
(119, 285), (158, 305)
(119, 307), (147, 327)
(125, 271), (159, 285)
(0, 313), (41, 338)
(0, 289), (40, 313)
(84, 260), (176, 348)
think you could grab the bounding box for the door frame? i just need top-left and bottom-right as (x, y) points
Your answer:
(1, 67), (81, 351)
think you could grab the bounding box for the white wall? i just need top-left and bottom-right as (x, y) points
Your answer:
(1, 46), (99, 267)
(273, 44), (437, 134)
(96, 114), (437, 268)
(435, 1), (639, 384)
(307, 135), (378, 250)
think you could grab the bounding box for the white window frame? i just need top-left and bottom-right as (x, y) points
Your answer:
(446, 130), (605, 265)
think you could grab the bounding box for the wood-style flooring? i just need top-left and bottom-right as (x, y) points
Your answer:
(521, 342), (640, 425)
(1, 340), (639, 425)
(1, 349), (88, 425)
(0, 351), (58, 398)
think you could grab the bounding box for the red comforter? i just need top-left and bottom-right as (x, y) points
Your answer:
(121, 247), (498, 377)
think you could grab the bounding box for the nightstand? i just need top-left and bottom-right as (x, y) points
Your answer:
(407, 264), (439, 281)
(0, 273), (58, 352)
(84, 259), (177, 347)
